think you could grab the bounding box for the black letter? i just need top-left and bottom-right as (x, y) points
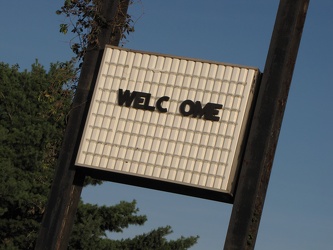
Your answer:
(133, 92), (155, 111)
(156, 96), (170, 113)
(118, 89), (137, 107)
(203, 103), (223, 121)
(144, 93), (155, 111)
(133, 92), (145, 110)
(192, 101), (204, 118)
(179, 100), (194, 116)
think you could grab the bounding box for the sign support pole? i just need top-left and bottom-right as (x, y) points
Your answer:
(224, 0), (309, 249)
(35, 1), (130, 249)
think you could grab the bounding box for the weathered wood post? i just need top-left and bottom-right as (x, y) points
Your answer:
(224, 0), (310, 249)
(35, 1), (130, 249)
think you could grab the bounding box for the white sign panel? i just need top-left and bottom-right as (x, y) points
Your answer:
(76, 46), (259, 201)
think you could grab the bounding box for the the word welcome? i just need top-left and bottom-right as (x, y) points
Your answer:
(118, 89), (223, 122)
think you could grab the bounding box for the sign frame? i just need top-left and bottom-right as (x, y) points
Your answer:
(76, 45), (261, 203)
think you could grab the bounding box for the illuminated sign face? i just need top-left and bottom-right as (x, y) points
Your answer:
(76, 46), (260, 202)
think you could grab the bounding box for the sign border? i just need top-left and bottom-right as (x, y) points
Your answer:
(76, 45), (261, 203)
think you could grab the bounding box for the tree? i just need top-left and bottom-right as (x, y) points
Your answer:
(56, 0), (135, 63)
(0, 61), (73, 249)
(0, 62), (198, 249)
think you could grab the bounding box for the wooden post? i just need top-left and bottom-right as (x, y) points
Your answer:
(224, 0), (310, 249)
(35, 1), (130, 249)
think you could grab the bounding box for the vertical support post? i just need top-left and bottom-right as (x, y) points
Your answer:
(35, 1), (130, 249)
(224, 0), (309, 249)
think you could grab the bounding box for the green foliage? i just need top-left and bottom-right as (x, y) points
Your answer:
(68, 201), (147, 249)
(118, 226), (199, 250)
(0, 61), (75, 248)
(56, 0), (135, 61)
(0, 62), (198, 249)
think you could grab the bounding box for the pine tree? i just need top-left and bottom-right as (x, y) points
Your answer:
(0, 62), (198, 249)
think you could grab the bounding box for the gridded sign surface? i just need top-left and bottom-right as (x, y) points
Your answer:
(76, 46), (259, 198)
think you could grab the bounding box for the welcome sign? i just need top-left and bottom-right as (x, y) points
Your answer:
(76, 46), (260, 202)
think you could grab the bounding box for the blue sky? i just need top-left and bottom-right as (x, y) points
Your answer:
(1, 1), (332, 249)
